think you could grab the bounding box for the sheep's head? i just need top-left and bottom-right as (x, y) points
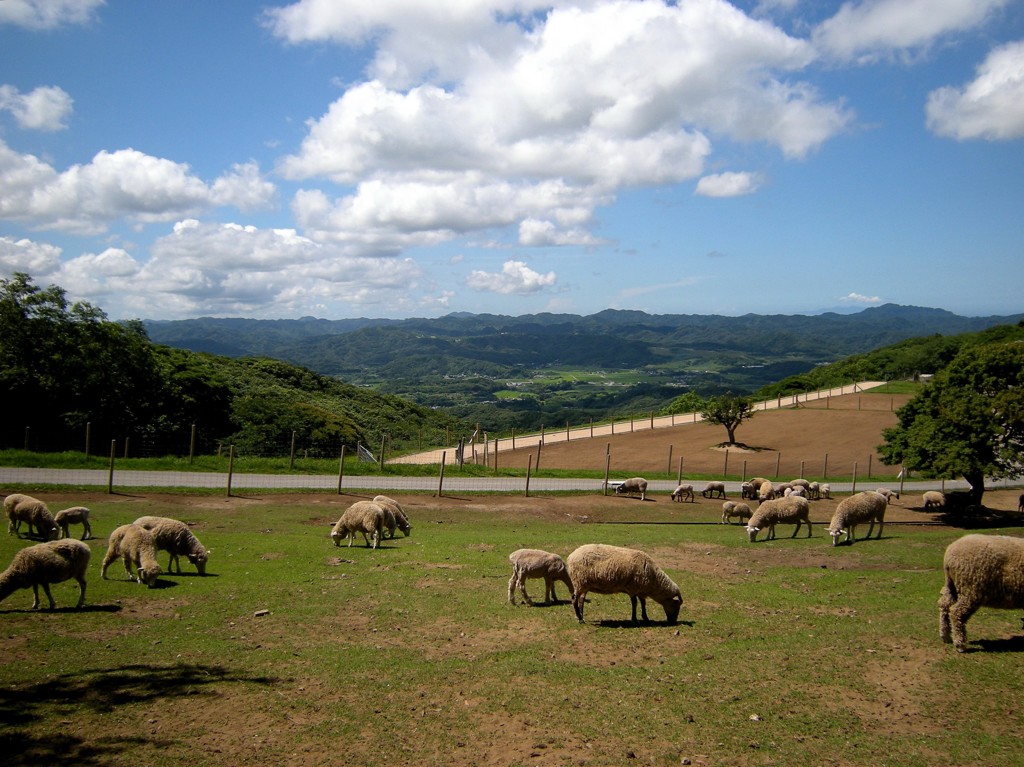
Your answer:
(137, 566), (161, 588)
(828, 528), (845, 547)
(661, 594), (682, 625)
(745, 525), (760, 543)
(189, 550), (209, 575)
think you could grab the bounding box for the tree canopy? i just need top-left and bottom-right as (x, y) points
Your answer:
(700, 394), (756, 445)
(878, 340), (1024, 504)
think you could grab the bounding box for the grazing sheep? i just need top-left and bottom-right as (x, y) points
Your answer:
(132, 516), (209, 575)
(827, 491), (887, 546)
(614, 477), (648, 501)
(701, 481), (726, 499)
(670, 484), (694, 503)
(101, 524), (162, 587)
(54, 506), (92, 540)
(373, 495), (412, 537)
(875, 488), (900, 504)
(722, 501), (753, 525)
(747, 477), (770, 492)
(922, 491), (945, 509)
(740, 482), (756, 500)
(808, 482), (821, 501)
(507, 549), (573, 605)
(330, 501), (385, 549)
(745, 496), (812, 542)
(4, 494), (58, 540)
(784, 486), (807, 498)
(567, 543), (681, 625)
(0, 539), (90, 609)
(789, 478), (812, 493)
(774, 482), (794, 497)
(757, 481), (776, 504)
(939, 534), (1024, 652)
(820, 483), (832, 500)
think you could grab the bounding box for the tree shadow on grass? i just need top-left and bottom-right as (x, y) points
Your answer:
(968, 635), (1024, 653)
(0, 663), (278, 767)
(934, 506), (1024, 530)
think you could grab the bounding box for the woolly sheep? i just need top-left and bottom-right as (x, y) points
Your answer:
(330, 501), (385, 549)
(757, 481), (776, 504)
(701, 481), (726, 499)
(0, 539), (90, 609)
(875, 488), (900, 504)
(614, 477), (648, 501)
(567, 544), (681, 624)
(922, 491), (945, 509)
(939, 534), (1024, 652)
(722, 501), (753, 525)
(670, 483), (694, 503)
(4, 494), (58, 540)
(54, 506), (92, 540)
(745, 496), (812, 542)
(133, 516), (209, 575)
(101, 524), (162, 587)
(774, 482), (794, 497)
(373, 495), (412, 538)
(784, 486), (807, 498)
(740, 482), (756, 500)
(788, 478), (812, 493)
(827, 491), (887, 546)
(808, 482), (821, 501)
(820, 483), (832, 500)
(507, 548), (573, 605)
(747, 477), (770, 491)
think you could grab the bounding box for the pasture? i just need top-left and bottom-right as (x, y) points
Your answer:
(2, 487), (1023, 767)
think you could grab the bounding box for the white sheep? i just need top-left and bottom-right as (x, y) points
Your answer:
(922, 491), (945, 509)
(132, 516), (209, 575)
(0, 539), (90, 609)
(566, 543), (682, 624)
(820, 483), (831, 500)
(939, 534), (1024, 652)
(507, 548), (573, 605)
(373, 495), (412, 538)
(4, 493), (58, 540)
(740, 482), (757, 500)
(101, 524), (162, 587)
(701, 481), (726, 499)
(614, 477), (648, 501)
(784, 486), (807, 498)
(54, 506), (92, 540)
(788, 478), (812, 493)
(774, 481), (794, 497)
(330, 501), (385, 549)
(745, 496), (812, 542)
(757, 481), (776, 504)
(747, 477), (770, 492)
(722, 501), (753, 525)
(807, 482), (821, 501)
(670, 483), (694, 503)
(875, 488), (900, 504)
(826, 491), (887, 546)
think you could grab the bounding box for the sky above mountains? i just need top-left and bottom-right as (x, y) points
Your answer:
(1, 0), (1023, 320)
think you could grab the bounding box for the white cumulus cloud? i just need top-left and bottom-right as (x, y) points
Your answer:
(840, 292), (882, 305)
(695, 171), (763, 197)
(0, 0), (105, 29)
(0, 235), (63, 274)
(465, 259), (557, 295)
(926, 40), (1024, 140)
(0, 85), (73, 131)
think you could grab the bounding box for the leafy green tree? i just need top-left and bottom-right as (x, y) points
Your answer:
(701, 394), (756, 445)
(660, 391), (707, 416)
(878, 341), (1024, 505)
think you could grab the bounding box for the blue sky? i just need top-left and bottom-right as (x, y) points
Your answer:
(1, 0), (1023, 320)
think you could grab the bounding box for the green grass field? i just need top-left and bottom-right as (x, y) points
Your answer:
(1, 493), (1023, 767)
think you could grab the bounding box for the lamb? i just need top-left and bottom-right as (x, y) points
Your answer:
(922, 491), (945, 509)
(808, 482), (821, 501)
(784, 486), (807, 498)
(0, 539), (90, 609)
(826, 491), (887, 546)
(54, 506), (92, 540)
(670, 483), (694, 503)
(614, 477), (648, 501)
(820, 483), (832, 500)
(4, 493), (58, 540)
(939, 534), (1024, 652)
(101, 524), (162, 587)
(507, 548), (574, 605)
(330, 501), (385, 549)
(373, 495), (412, 537)
(132, 516), (209, 575)
(701, 481), (726, 499)
(875, 488), (900, 504)
(745, 496), (812, 542)
(722, 501), (753, 525)
(567, 543), (681, 625)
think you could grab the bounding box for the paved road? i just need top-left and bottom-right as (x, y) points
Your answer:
(0, 466), (989, 495)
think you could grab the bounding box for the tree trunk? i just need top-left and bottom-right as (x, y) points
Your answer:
(963, 469), (986, 506)
(725, 426), (737, 444)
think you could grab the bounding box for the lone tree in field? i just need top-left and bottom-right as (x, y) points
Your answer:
(878, 340), (1024, 507)
(701, 394), (756, 445)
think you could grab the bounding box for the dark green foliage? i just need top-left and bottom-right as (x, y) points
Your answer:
(700, 394), (756, 444)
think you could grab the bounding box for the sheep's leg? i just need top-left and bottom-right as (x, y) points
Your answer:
(790, 520), (801, 538)
(100, 551), (116, 579)
(75, 575), (87, 608)
(82, 520), (92, 540)
(949, 598), (979, 652)
(806, 519), (812, 538)
(507, 572), (517, 604)
(572, 590), (586, 623)
(630, 595), (639, 623)
(639, 596), (650, 622)
(544, 577), (555, 605)
(123, 554), (136, 580)
(39, 583), (56, 610)
(874, 518), (884, 540)
(938, 587), (955, 644)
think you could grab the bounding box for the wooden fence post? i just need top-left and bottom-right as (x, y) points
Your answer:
(337, 444), (346, 495)
(107, 440), (116, 494)
(436, 451), (446, 497)
(526, 454), (533, 498)
(226, 445), (235, 497)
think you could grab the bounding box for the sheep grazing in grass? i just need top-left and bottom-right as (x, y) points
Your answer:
(722, 501), (752, 525)
(4, 494), (58, 540)
(54, 506), (92, 540)
(827, 491), (887, 546)
(567, 544), (681, 625)
(132, 516), (209, 575)
(702, 481), (726, 499)
(101, 524), (162, 587)
(820, 484), (831, 500)
(784, 486), (807, 498)
(745, 496), (812, 542)
(330, 501), (385, 549)
(757, 481), (776, 504)
(0, 539), (90, 609)
(373, 495), (412, 538)
(939, 534), (1024, 652)
(747, 477), (770, 492)
(922, 491), (945, 509)
(875, 488), (899, 504)
(507, 548), (573, 605)
(788, 478), (811, 494)
(614, 477), (648, 501)
(670, 484), (694, 503)
(740, 482), (756, 500)
(808, 482), (821, 501)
